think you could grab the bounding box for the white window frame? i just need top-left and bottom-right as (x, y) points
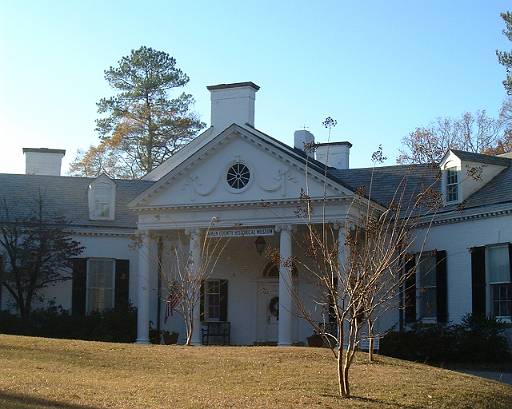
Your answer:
(445, 167), (459, 204)
(416, 252), (437, 323)
(204, 279), (221, 321)
(86, 258), (116, 314)
(485, 244), (512, 323)
(88, 176), (116, 221)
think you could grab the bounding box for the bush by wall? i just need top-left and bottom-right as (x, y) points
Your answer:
(380, 314), (511, 364)
(0, 304), (137, 343)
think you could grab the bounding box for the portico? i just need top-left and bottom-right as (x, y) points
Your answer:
(133, 220), (351, 346)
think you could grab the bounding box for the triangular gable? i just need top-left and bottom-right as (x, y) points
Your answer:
(129, 124), (360, 208)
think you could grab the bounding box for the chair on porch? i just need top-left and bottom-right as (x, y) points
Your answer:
(201, 321), (231, 345)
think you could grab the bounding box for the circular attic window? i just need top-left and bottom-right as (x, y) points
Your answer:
(226, 163), (250, 190)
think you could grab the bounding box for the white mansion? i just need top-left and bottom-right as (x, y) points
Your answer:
(0, 82), (511, 345)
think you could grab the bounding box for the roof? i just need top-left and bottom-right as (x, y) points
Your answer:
(0, 173), (154, 229)
(3, 129), (511, 226)
(22, 148), (66, 155)
(450, 149), (512, 166)
(243, 125), (440, 209)
(316, 141), (353, 148)
(328, 164), (441, 210)
(441, 165), (512, 213)
(206, 82), (260, 91)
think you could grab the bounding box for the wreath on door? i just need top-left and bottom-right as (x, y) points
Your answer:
(269, 296), (279, 319)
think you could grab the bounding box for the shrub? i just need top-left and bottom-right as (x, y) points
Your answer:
(0, 304), (137, 343)
(380, 314), (511, 364)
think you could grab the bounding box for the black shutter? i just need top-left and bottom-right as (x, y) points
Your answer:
(0, 256), (3, 309)
(115, 259), (130, 310)
(436, 250), (448, 323)
(471, 246), (486, 317)
(508, 243), (512, 282)
(404, 255), (416, 323)
(71, 258), (87, 317)
(219, 280), (228, 321)
(200, 281), (205, 321)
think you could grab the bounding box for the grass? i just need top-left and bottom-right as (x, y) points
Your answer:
(0, 335), (511, 408)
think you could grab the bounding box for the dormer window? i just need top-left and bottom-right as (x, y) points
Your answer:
(88, 175), (116, 220)
(446, 167), (458, 203)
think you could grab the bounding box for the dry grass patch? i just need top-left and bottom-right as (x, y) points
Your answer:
(0, 334), (510, 408)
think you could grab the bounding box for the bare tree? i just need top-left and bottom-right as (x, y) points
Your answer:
(276, 141), (440, 397)
(398, 109), (506, 164)
(0, 193), (83, 322)
(161, 225), (228, 345)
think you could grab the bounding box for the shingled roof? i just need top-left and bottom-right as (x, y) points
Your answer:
(450, 149), (512, 166)
(328, 164), (441, 209)
(0, 173), (154, 229)
(2, 139), (511, 227)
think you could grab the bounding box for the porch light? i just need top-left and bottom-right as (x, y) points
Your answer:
(254, 236), (266, 255)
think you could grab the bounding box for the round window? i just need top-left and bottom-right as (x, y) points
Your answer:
(226, 163), (250, 190)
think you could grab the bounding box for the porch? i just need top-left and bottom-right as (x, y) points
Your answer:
(134, 224), (348, 346)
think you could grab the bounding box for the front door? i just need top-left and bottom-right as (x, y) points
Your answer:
(256, 281), (279, 343)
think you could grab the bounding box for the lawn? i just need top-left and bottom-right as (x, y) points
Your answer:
(0, 335), (511, 408)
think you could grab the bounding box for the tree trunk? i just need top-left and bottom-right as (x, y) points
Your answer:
(337, 347), (345, 397)
(185, 317), (193, 346)
(336, 320), (351, 397)
(367, 319), (374, 362)
(19, 299), (32, 324)
(342, 359), (350, 396)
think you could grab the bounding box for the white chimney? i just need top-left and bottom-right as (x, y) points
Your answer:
(294, 130), (315, 157)
(207, 82), (259, 132)
(23, 148), (66, 176)
(315, 142), (352, 169)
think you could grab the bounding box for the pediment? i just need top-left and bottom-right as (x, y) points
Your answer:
(131, 126), (353, 209)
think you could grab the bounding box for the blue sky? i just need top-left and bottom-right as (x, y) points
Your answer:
(0, 1), (510, 174)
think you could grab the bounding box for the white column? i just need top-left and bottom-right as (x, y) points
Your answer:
(136, 231), (150, 344)
(277, 224), (293, 346)
(188, 228), (202, 346)
(337, 224), (348, 272)
(336, 222), (351, 347)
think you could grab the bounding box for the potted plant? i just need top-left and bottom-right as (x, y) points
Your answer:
(307, 331), (324, 347)
(162, 330), (179, 345)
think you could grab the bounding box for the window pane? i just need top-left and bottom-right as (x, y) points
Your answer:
(418, 255), (436, 287)
(447, 185), (458, 202)
(447, 168), (458, 184)
(488, 246), (510, 283)
(87, 259), (114, 313)
(205, 280), (221, 320)
(208, 280), (220, 294)
(420, 288), (437, 319)
(491, 283), (512, 317)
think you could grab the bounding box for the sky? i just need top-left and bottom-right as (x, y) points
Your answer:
(0, 0), (511, 174)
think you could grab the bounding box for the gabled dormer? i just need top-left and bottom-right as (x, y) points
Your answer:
(439, 149), (510, 206)
(88, 174), (116, 220)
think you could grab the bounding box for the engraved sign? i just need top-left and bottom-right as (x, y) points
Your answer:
(207, 227), (274, 238)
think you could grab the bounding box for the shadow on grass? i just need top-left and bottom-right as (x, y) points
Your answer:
(320, 394), (415, 408)
(0, 391), (103, 409)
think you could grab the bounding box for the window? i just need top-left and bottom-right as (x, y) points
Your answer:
(487, 245), (512, 319)
(93, 185), (112, 218)
(205, 280), (221, 321)
(417, 254), (437, 320)
(446, 167), (458, 202)
(226, 163), (250, 190)
(88, 175), (116, 220)
(86, 259), (115, 313)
